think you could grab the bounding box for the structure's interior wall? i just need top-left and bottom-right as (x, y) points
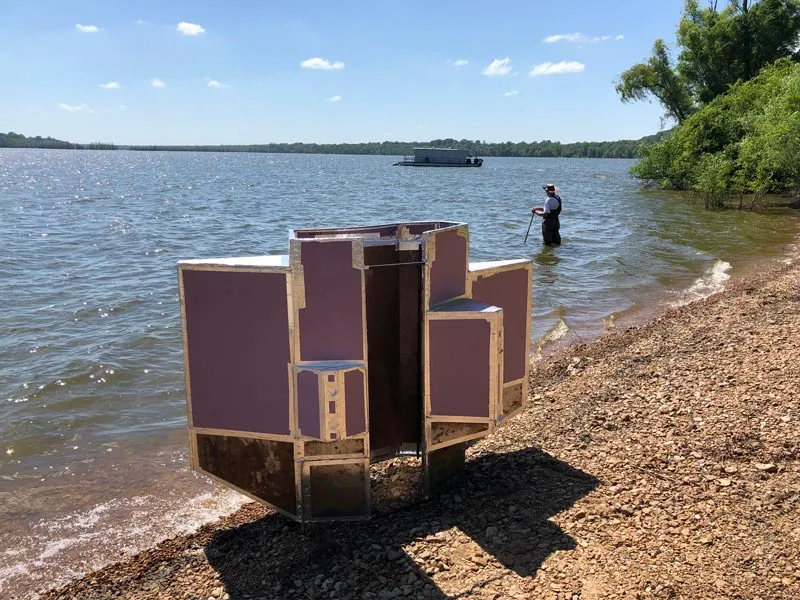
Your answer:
(298, 240), (364, 362)
(364, 245), (423, 458)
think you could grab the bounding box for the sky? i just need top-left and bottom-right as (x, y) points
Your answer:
(0, 0), (689, 145)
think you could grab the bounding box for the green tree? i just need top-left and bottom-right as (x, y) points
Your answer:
(615, 39), (695, 124)
(618, 0), (800, 121)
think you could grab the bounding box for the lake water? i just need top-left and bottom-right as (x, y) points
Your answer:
(1, 149), (799, 597)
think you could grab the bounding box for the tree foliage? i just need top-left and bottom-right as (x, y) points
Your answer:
(617, 0), (800, 121)
(121, 137), (661, 158)
(616, 39), (695, 124)
(0, 132), (114, 149)
(2, 132), (669, 159)
(630, 59), (800, 198)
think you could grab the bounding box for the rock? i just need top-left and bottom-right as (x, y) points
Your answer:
(754, 463), (777, 473)
(485, 526), (499, 538)
(717, 478), (732, 487)
(724, 466), (738, 474)
(386, 549), (403, 561)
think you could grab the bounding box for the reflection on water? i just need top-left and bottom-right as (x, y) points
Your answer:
(533, 245), (561, 286)
(0, 149), (798, 597)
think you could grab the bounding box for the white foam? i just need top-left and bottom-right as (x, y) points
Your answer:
(1, 487), (249, 597)
(671, 259), (731, 306)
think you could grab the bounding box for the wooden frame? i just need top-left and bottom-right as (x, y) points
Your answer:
(177, 221), (531, 522)
(467, 259), (533, 423)
(422, 301), (503, 453)
(177, 260), (296, 471)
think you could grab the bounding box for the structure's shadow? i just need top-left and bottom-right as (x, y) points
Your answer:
(205, 446), (600, 599)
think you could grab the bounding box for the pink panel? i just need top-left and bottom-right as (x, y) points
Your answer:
(182, 270), (290, 435)
(344, 370), (366, 436)
(429, 319), (490, 418)
(299, 241), (364, 361)
(297, 370), (320, 439)
(428, 228), (467, 307)
(471, 267), (529, 382)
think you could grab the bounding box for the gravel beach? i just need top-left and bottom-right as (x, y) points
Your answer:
(35, 252), (800, 600)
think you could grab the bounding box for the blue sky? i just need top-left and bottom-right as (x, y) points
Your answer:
(0, 0), (688, 145)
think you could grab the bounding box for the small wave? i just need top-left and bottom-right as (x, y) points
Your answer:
(671, 259), (731, 306)
(541, 318), (569, 343)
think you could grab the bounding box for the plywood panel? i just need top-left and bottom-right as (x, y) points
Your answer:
(195, 434), (296, 514)
(298, 240), (364, 361)
(304, 438), (365, 457)
(427, 443), (466, 497)
(182, 270), (290, 435)
(431, 421), (489, 446)
(471, 267), (530, 382)
(308, 462), (368, 518)
(428, 228), (467, 307)
(297, 370), (321, 439)
(344, 369), (366, 436)
(428, 319), (490, 418)
(503, 381), (525, 416)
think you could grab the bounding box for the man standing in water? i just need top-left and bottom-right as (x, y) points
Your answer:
(531, 183), (562, 246)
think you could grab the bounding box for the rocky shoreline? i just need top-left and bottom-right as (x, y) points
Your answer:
(34, 252), (800, 600)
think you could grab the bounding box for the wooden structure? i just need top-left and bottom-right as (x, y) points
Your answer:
(393, 148), (483, 167)
(177, 222), (531, 522)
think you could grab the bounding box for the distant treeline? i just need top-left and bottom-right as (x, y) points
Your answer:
(2, 131), (670, 158)
(122, 135), (667, 158)
(0, 132), (115, 150)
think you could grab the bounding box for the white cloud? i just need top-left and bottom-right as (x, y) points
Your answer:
(151, 79), (166, 88)
(504, 90), (519, 97)
(135, 20), (147, 25)
(482, 57), (512, 76)
(329, 95), (342, 102)
(75, 24), (98, 33)
(301, 57), (345, 70)
(207, 80), (225, 88)
(177, 22), (205, 36)
(100, 81), (120, 89)
(530, 61), (586, 76)
(616, 34), (625, 41)
(58, 103), (89, 112)
(453, 59), (469, 67)
(543, 32), (624, 44)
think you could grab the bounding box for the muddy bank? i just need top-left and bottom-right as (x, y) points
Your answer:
(35, 254), (800, 600)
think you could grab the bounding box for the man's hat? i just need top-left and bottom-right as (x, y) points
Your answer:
(543, 183), (559, 192)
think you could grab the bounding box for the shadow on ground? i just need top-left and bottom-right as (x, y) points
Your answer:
(205, 446), (600, 599)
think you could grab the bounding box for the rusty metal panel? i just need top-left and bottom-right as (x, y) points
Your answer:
(181, 269), (291, 435)
(195, 433), (296, 516)
(296, 239), (365, 362)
